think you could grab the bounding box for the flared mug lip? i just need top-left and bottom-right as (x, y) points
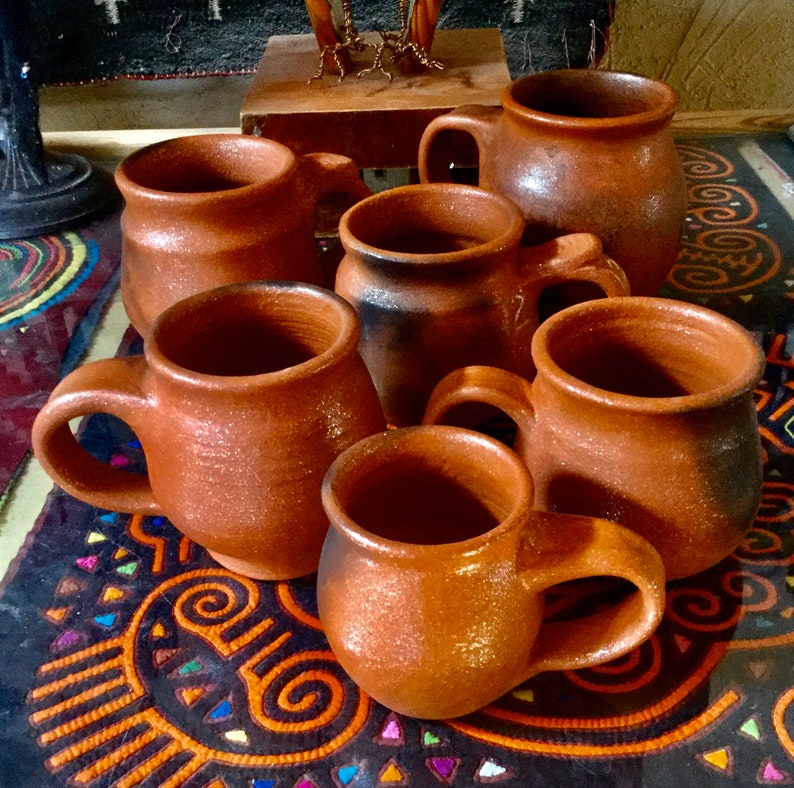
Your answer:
(144, 280), (361, 392)
(502, 69), (679, 134)
(114, 133), (297, 205)
(321, 425), (534, 562)
(531, 296), (765, 413)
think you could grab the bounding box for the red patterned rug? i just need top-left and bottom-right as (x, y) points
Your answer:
(0, 204), (122, 507)
(0, 135), (793, 787)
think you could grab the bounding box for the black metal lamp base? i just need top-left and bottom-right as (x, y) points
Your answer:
(0, 151), (119, 240)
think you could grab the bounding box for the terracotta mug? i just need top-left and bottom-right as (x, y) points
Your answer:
(423, 297), (765, 580)
(115, 133), (371, 335)
(317, 425), (666, 719)
(418, 69), (687, 296)
(335, 182), (629, 426)
(32, 281), (386, 580)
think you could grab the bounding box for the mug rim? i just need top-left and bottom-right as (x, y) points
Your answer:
(338, 182), (524, 266)
(502, 69), (679, 132)
(321, 425), (533, 559)
(114, 133), (297, 202)
(532, 296), (765, 412)
(145, 280), (361, 389)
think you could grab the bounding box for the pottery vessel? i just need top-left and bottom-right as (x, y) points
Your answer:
(335, 182), (629, 426)
(32, 281), (386, 580)
(317, 425), (666, 719)
(418, 69), (688, 296)
(424, 297), (765, 579)
(115, 133), (371, 335)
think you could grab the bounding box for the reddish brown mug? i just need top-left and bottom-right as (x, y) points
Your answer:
(317, 425), (665, 719)
(418, 69), (687, 296)
(115, 133), (371, 335)
(335, 182), (629, 426)
(424, 297), (765, 579)
(32, 281), (386, 580)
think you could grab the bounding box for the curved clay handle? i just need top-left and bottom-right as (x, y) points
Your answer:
(31, 357), (160, 514)
(299, 151), (372, 212)
(520, 512), (666, 675)
(519, 232), (631, 297)
(422, 365), (536, 435)
(418, 105), (501, 184)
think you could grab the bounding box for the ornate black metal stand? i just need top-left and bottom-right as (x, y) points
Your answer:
(0, 5), (117, 240)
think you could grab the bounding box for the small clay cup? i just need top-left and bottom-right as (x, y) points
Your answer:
(335, 182), (629, 426)
(115, 133), (371, 336)
(419, 69), (687, 296)
(424, 297), (765, 579)
(32, 281), (386, 580)
(317, 425), (666, 719)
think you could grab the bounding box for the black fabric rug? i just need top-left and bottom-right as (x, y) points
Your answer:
(26, 0), (613, 85)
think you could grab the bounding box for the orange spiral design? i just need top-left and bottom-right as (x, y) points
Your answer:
(740, 526), (784, 555)
(253, 653), (348, 732)
(670, 228), (781, 293)
(276, 583), (323, 631)
(756, 483), (794, 523)
(29, 569), (372, 781)
(665, 586), (742, 632)
(677, 144), (734, 180)
(722, 569), (778, 612)
(687, 184), (758, 225)
(564, 635), (662, 694)
(773, 687), (794, 759)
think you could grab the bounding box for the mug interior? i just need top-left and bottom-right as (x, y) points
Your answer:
(544, 299), (759, 399)
(120, 136), (293, 194)
(154, 284), (346, 378)
(329, 427), (528, 546)
(345, 186), (519, 257)
(512, 70), (672, 120)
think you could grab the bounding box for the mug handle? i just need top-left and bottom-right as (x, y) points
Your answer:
(518, 232), (631, 298)
(298, 152), (372, 286)
(418, 104), (501, 184)
(31, 357), (160, 514)
(298, 151), (372, 218)
(423, 365), (536, 436)
(519, 512), (666, 675)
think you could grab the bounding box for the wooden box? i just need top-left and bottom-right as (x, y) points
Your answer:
(240, 28), (511, 169)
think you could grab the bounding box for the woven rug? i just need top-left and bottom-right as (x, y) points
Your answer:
(0, 134), (793, 787)
(0, 204), (122, 509)
(27, 1), (612, 85)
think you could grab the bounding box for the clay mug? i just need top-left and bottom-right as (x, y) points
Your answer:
(317, 425), (666, 719)
(418, 69), (687, 296)
(423, 297), (765, 580)
(335, 182), (629, 426)
(115, 133), (371, 336)
(32, 281), (386, 580)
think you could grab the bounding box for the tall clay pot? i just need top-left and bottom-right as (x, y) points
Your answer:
(424, 297), (765, 579)
(32, 281), (386, 580)
(419, 69), (688, 296)
(318, 425), (666, 719)
(115, 133), (370, 336)
(335, 183), (629, 426)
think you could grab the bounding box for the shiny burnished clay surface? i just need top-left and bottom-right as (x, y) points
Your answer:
(419, 69), (688, 297)
(32, 281), (386, 580)
(335, 182), (629, 426)
(115, 133), (370, 336)
(424, 297), (765, 579)
(317, 426), (666, 720)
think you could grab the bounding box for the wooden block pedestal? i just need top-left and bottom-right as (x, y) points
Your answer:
(240, 28), (511, 170)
